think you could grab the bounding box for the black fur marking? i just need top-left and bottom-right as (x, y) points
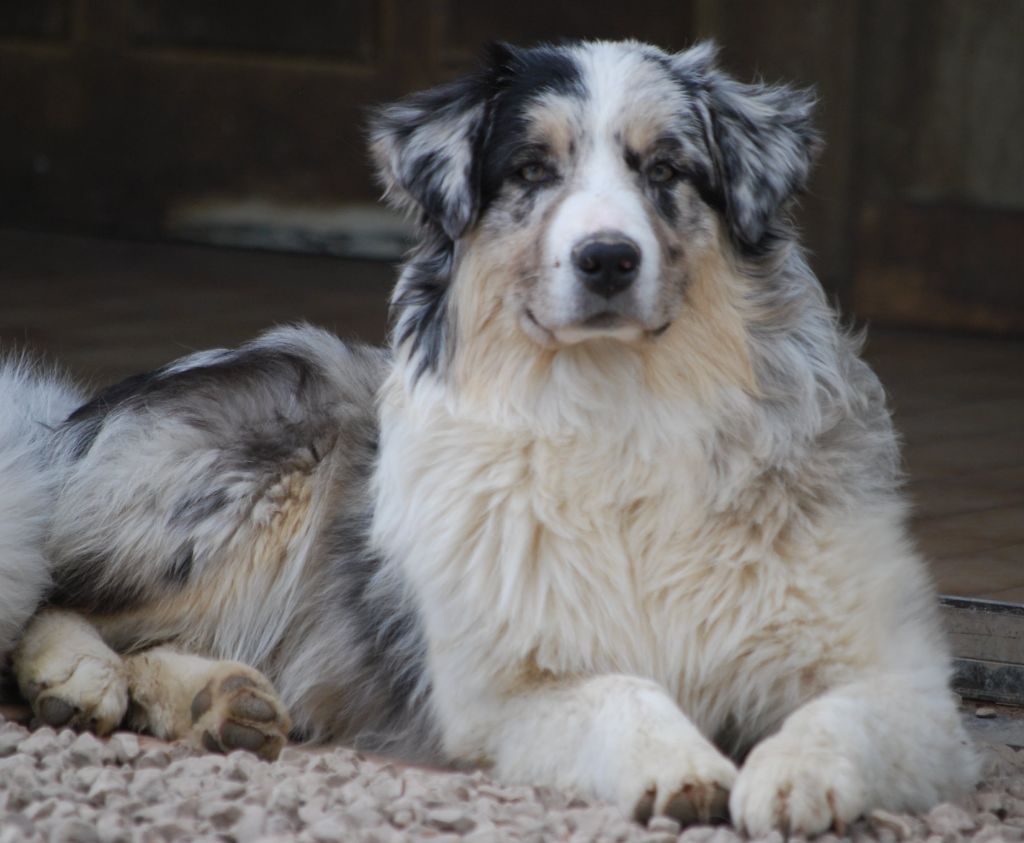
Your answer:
(64, 349), (319, 458)
(166, 543), (194, 586)
(624, 146), (643, 173)
(329, 512), (425, 726)
(652, 184), (680, 226)
(478, 45), (584, 213)
(683, 161), (727, 217)
(377, 43), (584, 379)
(391, 233), (455, 380)
(170, 490), (228, 529)
(49, 552), (147, 613)
(321, 418), (428, 731)
(66, 370), (163, 458)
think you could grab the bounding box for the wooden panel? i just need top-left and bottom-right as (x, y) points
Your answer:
(858, 0), (1024, 210)
(855, 202), (1024, 333)
(0, 0), (71, 40)
(693, 0), (860, 299)
(131, 0), (378, 61)
(943, 598), (1024, 665)
(440, 0), (695, 64)
(942, 598), (1024, 705)
(851, 0), (1024, 332)
(0, 48), (395, 235)
(0, 0), (422, 238)
(953, 659), (1024, 707)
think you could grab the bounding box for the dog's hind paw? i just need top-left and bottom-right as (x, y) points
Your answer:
(24, 656), (129, 736)
(188, 667), (292, 761)
(126, 647), (293, 761)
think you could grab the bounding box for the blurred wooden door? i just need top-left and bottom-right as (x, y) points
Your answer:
(851, 0), (1024, 334)
(0, 0), (696, 244)
(0, 0), (421, 239)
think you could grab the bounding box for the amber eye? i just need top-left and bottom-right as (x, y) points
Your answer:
(647, 161), (677, 184)
(518, 161), (553, 183)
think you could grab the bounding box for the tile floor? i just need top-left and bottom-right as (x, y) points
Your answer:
(2, 229), (1022, 601)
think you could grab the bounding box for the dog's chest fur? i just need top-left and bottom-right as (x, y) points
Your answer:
(373, 377), (861, 747)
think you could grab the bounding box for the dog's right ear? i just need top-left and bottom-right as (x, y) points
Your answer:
(370, 68), (495, 242)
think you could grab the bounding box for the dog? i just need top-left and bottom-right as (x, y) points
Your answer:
(0, 40), (977, 835)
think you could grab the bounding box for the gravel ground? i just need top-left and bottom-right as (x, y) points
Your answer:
(0, 714), (1019, 843)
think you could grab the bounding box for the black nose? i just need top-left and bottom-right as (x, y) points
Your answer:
(572, 237), (641, 298)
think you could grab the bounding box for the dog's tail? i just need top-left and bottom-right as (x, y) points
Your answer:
(0, 355), (83, 656)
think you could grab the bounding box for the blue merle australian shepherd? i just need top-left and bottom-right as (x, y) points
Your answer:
(0, 41), (976, 835)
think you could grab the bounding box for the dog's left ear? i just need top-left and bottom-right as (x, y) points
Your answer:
(370, 73), (491, 241)
(674, 44), (821, 248)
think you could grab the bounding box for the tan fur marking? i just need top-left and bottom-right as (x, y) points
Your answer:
(93, 467), (320, 655)
(448, 225), (756, 416)
(524, 96), (580, 161)
(642, 240), (756, 402)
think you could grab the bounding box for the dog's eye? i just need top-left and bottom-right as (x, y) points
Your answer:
(518, 162), (554, 184)
(647, 162), (678, 184)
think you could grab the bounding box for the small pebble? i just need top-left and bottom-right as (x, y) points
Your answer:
(68, 733), (108, 767)
(17, 728), (57, 758)
(308, 817), (350, 842)
(0, 738), (22, 760)
(425, 807), (476, 834)
(979, 824), (1024, 841)
(869, 808), (916, 839)
(107, 733), (140, 763)
(639, 833), (678, 843)
(926, 802), (976, 835)
(134, 747), (171, 769)
(199, 800), (243, 829)
(976, 706), (998, 718)
(51, 819), (100, 843)
(647, 815), (682, 835)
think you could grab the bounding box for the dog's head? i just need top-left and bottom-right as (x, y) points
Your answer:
(371, 40), (819, 379)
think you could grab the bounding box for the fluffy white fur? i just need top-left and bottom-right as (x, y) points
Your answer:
(372, 331), (976, 833)
(368, 41), (979, 834)
(0, 359), (81, 654)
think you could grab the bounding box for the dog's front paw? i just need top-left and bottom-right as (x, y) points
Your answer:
(619, 738), (737, 826)
(730, 734), (866, 837)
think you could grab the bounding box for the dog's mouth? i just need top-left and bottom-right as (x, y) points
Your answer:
(523, 308), (670, 346)
(581, 311), (623, 329)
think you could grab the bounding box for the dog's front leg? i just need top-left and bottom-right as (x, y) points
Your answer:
(442, 673), (736, 825)
(729, 673), (979, 837)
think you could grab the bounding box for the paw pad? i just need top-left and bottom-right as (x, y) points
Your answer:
(189, 671), (290, 761)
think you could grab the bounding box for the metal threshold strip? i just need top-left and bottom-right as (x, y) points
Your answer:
(943, 596), (1024, 706)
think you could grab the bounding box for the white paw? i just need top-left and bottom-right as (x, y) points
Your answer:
(617, 736), (738, 826)
(21, 652), (129, 736)
(730, 734), (866, 836)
